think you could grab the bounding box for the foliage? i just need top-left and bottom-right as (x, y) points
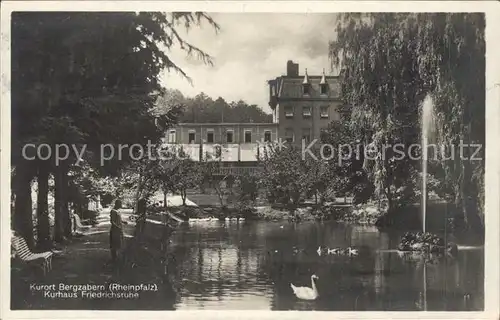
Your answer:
(329, 13), (484, 231)
(321, 118), (373, 204)
(233, 172), (260, 217)
(200, 153), (232, 208)
(159, 148), (203, 206)
(330, 13), (422, 214)
(11, 12), (218, 243)
(258, 145), (325, 211)
(161, 90), (273, 123)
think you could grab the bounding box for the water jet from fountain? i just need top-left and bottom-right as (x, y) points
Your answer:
(421, 95), (435, 234)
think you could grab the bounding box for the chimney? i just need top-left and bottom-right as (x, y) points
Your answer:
(286, 60), (299, 77)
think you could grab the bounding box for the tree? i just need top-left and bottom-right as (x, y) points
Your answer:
(201, 158), (231, 209)
(258, 145), (312, 215)
(177, 94), (273, 123)
(414, 13), (485, 232)
(329, 13), (484, 232)
(321, 118), (374, 204)
(330, 13), (422, 216)
(11, 12), (219, 245)
(160, 148), (202, 206)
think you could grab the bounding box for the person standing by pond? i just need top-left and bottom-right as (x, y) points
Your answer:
(110, 200), (124, 264)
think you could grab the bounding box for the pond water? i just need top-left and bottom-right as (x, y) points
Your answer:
(165, 221), (483, 311)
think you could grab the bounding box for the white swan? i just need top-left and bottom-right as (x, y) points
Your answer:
(348, 248), (359, 256)
(317, 246), (322, 256)
(291, 275), (319, 300)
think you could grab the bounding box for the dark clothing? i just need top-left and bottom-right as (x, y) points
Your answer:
(110, 209), (124, 261)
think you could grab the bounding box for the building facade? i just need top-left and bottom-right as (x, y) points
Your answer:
(163, 122), (278, 163)
(268, 60), (341, 144)
(163, 61), (340, 174)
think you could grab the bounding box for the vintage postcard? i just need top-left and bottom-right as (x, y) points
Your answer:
(1, 1), (499, 319)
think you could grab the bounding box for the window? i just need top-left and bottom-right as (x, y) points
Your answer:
(207, 130), (214, 143)
(226, 131), (233, 143)
(285, 128), (294, 143)
(303, 84), (310, 95)
(302, 106), (311, 118)
(188, 131), (196, 144)
(284, 106), (294, 118)
(302, 128), (311, 143)
(264, 130), (272, 142)
(320, 84), (328, 95)
(167, 130), (176, 143)
(320, 106), (329, 119)
(244, 130), (252, 143)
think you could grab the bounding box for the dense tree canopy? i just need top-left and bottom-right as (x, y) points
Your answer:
(329, 13), (485, 231)
(158, 89), (272, 123)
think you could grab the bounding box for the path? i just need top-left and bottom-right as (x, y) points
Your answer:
(11, 210), (176, 310)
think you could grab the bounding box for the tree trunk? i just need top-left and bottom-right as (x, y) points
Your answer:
(82, 198), (89, 216)
(134, 172), (147, 213)
(13, 162), (35, 249)
(386, 186), (393, 214)
(181, 190), (186, 206)
(54, 165), (70, 242)
(36, 163), (51, 249)
(62, 168), (72, 238)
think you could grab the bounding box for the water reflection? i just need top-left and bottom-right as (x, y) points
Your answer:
(167, 221), (483, 310)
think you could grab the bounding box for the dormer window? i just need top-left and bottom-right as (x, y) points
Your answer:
(320, 69), (328, 95)
(320, 84), (328, 95)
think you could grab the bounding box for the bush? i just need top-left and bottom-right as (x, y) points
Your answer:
(398, 231), (446, 253)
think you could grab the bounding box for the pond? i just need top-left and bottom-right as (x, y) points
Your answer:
(165, 220), (484, 311)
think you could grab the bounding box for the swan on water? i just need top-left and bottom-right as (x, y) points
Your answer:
(291, 275), (319, 300)
(348, 248), (359, 256)
(317, 246), (322, 256)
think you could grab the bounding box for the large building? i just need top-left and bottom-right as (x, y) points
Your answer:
(163, 60), (341, 174)
(268, 60), (341, 144)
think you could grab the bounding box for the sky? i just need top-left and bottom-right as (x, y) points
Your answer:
(160, 13), (338, 114)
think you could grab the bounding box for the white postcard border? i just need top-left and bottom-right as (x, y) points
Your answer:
(1, 1), (499, 319)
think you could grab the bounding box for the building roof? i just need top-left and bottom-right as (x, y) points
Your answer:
(268, 74), (341, 101)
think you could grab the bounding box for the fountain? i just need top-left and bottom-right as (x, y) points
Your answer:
(421, 95), (435, 234)
(397, 95), (458, 255)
